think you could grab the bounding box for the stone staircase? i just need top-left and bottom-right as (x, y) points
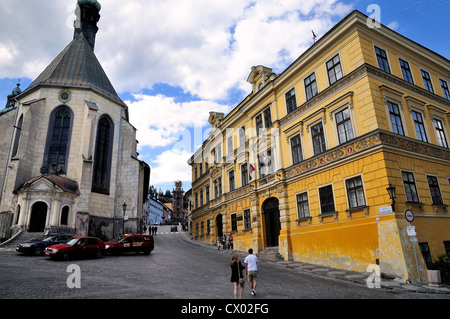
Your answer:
(0, 231), (45, 248)
(257, 246), (284, 261)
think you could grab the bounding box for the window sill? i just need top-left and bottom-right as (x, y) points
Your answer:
(295, 217), (312, 226)
(318, 212), (338, 223)
(345, 206), (369, 219)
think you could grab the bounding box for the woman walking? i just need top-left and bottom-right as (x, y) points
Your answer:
(230, 254), (245, 299)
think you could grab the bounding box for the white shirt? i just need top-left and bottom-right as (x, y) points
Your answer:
(244, 254), (258, 271)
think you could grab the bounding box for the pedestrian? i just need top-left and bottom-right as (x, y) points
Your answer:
(227, 233), (233, 251)
(217, 236), (221, 250)
(221, 235), (226, 250)
(244, 248), (258, 296)
(230, 254), (245, 299)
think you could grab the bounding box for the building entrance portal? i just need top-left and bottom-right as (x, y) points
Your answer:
(263, 197), (281, 247)
(216, 214), (223, 238)
(29, 202), (48, 232)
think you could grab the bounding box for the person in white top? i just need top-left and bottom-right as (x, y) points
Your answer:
(244, 248), (258, 295)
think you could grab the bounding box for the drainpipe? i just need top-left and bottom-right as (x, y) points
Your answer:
(0, 98), (20, 205)
(113, 106), (127, 236)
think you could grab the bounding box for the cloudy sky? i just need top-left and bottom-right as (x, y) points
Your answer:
(1, 0), (449, 192)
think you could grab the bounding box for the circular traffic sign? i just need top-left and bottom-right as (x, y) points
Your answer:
(404, 209), (414, 223)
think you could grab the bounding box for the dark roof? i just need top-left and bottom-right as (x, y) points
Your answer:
(19, 33), (126, 107)
(16, 174), (80, 195)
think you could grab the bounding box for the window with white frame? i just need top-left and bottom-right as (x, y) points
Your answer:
(433, 118), (448, 148)
(375, 46), (390, 73)
(311, 122), (326, 155)
(319, 185), (335, 214)
(387, 101), (405, 136)
(296, 192), (310, 219)
(291, 134), (303, 165)
(244, 209), (251, 230)
(305, 73), (318, 101)
(399, 59), (414, 84)
(286, 88), (297, 114)
(346, 176), (366, 209)
(427, 175), (443, 205)
(421, 70), (434, 93)
(327, 54), (343, 85)
(402, 171), (419, 203)
(440, 79), (450, 100)
(335, 108), (354, 144)
(412, 110), (428, 142)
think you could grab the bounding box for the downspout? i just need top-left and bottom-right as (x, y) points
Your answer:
(0, 99), (20, 205)
(113, 105), (127, 236)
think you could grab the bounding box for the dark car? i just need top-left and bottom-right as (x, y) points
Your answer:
(16, 234), (73, 256)
(45, 236), (105, 260)
(105, 234), (154, 255)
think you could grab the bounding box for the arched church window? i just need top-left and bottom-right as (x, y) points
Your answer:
(43, 106), (73, 174)
(92, 115), (114, 194)
(15, 205), (21, 225)
(61, 206), (69, 225)
(11, 115), (23, 158)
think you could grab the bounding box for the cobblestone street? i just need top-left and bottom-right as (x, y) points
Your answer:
(1, 226), (448, 301)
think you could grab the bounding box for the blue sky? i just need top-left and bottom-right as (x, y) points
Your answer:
(1, 0), (449, 193)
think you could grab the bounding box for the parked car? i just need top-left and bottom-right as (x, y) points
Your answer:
(45, 236), (105, 260)
(16, 234), (73, 256)
(105, 234), (154, 255)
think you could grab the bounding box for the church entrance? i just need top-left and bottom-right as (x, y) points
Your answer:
(263, 198), (281, 247)
(29, 202), (48, 232)
(216, 214), (223, 238)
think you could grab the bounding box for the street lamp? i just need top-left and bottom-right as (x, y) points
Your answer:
(386, 183), (396, 212)
(122, 202), (127, 234)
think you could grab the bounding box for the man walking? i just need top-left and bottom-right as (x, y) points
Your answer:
(244, 248), (258, 295)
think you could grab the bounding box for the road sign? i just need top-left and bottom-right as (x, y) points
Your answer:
(407, 226), (416, 236)
(404, 209), (414, 223)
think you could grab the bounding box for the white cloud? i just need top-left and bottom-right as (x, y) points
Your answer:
(149, 148), (192, 186)
(126, 94), (230, 149)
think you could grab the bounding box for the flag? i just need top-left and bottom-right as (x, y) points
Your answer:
(249, 164), (256, 181)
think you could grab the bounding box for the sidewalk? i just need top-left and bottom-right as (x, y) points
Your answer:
(179, 231), (450, 296)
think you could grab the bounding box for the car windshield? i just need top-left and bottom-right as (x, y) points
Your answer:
(64, 238), (79, 246)
(110, 235), (126, 243)
(33, 235), (54, 242)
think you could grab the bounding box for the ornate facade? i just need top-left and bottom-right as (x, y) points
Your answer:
(188, 10), (450, 284)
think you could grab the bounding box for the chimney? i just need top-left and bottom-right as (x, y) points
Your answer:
(73, 0), (101, 51)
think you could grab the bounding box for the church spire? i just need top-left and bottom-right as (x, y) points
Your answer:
(73, 0), (101, 51)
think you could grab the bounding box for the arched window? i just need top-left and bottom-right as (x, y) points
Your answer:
(11, 115), (23, 158)
(60, 206), (69, 225)
(43, 106), (73, 174)
(15, 205), (21, 225)
(92, 115), (114, 194)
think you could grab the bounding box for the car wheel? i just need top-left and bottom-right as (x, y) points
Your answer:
(96, 251), (103, 258)
(143, 250), (151, 255)
(34, 247), (43, 256)
(62, 253), (70, 261)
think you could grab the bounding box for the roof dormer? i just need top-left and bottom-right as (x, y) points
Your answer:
(247, 65), (274, 94)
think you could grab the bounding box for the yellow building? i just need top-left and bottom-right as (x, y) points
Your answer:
(187, 10), (450, 284)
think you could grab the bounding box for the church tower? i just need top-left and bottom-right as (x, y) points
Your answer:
(0, 0), (150, 241)
(73, 0), (101, 50)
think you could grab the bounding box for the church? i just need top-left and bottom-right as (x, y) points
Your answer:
(0, 0), (150, 241)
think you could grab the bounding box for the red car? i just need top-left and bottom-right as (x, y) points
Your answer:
(105, 234), (154, 255)
(45, 236), (105, 260)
